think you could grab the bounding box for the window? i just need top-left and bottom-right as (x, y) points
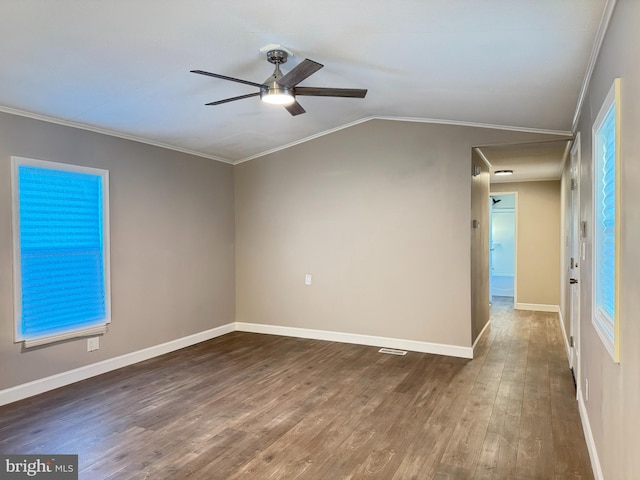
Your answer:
(592, 78), (620, 362)
(12, 157), (110, 348)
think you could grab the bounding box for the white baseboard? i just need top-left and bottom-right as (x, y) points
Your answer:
(1, 321), (475, 407)
(472, 320), (491, 357)
(578, 389), (604, 480)
(515, 303), (560, 313)
(235, 322), (474, 359)
(557, 309), (571, 365)
(0, 323), (235, 407)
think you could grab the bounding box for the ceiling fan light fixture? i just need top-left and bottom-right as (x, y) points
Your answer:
(260, 89), (295, 105)
(261, 62), (295, 105)
(494, 169), (514, 176)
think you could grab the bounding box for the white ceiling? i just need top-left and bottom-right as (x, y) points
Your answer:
(0, 1), (608, 164)
(479, 140), (571, 183)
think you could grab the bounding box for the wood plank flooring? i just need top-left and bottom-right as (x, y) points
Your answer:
(0, 298), (593, 479)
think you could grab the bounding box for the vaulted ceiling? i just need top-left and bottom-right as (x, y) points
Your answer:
(0, 1), (609, 165)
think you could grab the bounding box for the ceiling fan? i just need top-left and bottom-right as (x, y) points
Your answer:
(191, 47), (367, 116)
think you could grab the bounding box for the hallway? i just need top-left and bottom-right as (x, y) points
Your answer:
(472, 297), (593, 479)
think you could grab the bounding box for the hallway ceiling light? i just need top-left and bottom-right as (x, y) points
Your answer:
(494, 170), (514, 176)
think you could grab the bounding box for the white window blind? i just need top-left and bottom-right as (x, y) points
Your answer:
(12, 157), (111, 348)
(592, 79), (620, 362)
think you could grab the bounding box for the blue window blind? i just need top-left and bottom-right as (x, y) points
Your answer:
(595, 104), (616, 328)
(592, 78), (619, 362)
(13, 159), (110, 346)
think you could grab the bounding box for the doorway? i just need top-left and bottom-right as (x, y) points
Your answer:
(490, 193), (516, 304)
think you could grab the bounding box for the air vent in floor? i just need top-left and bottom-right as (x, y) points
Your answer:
(378, 348), (408, 356)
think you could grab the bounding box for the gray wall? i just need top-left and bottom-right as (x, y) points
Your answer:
(491, 181), (561, 307)
(235, 119), (562, 350)
(573, 0), (640, 477)
(0, 112), (235, 390)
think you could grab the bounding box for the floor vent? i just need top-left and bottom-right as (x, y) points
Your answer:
(378, 348), (408, 356)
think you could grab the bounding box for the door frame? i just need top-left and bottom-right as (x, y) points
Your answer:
(489, 191), (518, 307)
(568, 133), (582, 394)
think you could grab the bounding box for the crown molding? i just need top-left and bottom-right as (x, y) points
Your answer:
(571, 0), (618, 133)
(0, 105), (234, 164)
(372, 115), (571, 137)
(0, 105), (572, 166)
(234, 115), (572, 165)
(233, 116), (374, 164)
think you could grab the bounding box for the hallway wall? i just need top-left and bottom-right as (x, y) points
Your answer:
(572, 0), (640, 477)
(471, 149), (490, 343)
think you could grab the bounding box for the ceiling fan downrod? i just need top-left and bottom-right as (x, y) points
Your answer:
(261, 50), (294, 104)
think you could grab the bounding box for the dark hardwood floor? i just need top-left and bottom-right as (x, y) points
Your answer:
(0, 299), (593, 479)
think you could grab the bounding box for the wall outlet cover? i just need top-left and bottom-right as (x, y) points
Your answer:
(87, 337), (100, 352)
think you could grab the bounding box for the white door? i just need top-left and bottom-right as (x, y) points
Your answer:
(568, 135), (581, 389)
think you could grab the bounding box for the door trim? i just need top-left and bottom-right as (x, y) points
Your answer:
(568, 132), (582, 394)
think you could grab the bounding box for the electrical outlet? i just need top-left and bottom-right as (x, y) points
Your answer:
(304, 274), (312, 285)
(87, 337), (100, 352)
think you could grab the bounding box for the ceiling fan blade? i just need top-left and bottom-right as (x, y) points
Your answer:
(277, 59), (323, 88)
(191, 70), (266, 89)
(294, 87), (368, 98)
(205, 92), (260, 106)
(284, 100), (306, 116)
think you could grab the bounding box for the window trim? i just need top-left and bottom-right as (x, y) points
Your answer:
(591, 78), (621, 363)
(11, 156), (111, 348)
